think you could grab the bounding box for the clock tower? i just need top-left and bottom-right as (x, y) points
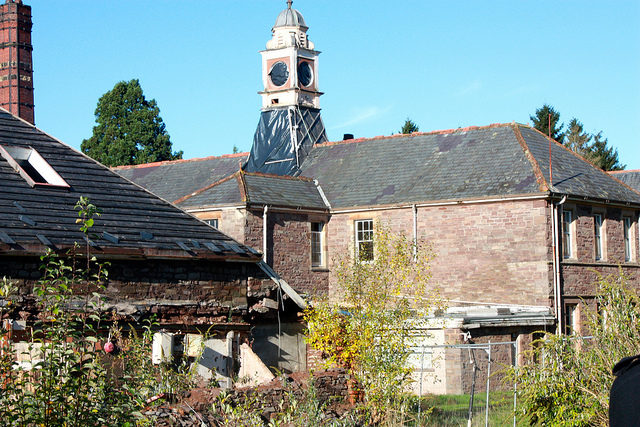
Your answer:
(259, 0), (321, 110)
(245, 1), (327, 176)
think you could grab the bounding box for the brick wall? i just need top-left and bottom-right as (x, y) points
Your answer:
(327, 199), (551, 306)
(0, 1), (34, 124)
(245, 209), (329, 296)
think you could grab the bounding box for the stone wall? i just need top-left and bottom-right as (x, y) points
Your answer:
(326, 199), (551, 306)
(245, 209), (329, 296)
(193, 208), (248, 245)
(561, 202), (640, 297)
(0, 255), (266, 325)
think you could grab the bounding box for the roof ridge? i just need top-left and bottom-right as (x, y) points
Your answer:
(609, 169), (638, 174)
(317, 122), (514, 147)
(243, 171), (315, 182)
(112, 152), (249, 170)
(511, 123), (549, 192)
(174, 171), (241, 205)
(522, 124), (640, 197)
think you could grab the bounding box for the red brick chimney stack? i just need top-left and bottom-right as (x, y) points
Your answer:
(0, 0), (34, 124)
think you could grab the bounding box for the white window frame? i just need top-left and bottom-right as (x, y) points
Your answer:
(205, 218), (219, 228)
(562, 210), (574, 259)
(623, 216), (632, 262)
(594, 214), (603, 261)
(0, 144), (69, 188)
(355, 219), (374, 262)
(310, 222), (325, 268)
(564, 303), (580, 335)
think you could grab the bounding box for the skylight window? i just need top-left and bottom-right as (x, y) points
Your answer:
(0, 145), (69, 188)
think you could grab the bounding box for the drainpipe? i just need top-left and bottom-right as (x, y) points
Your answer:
(263, 205), (269, 264)
(551, 195), (567, 335)
(412, 204), (418, 260)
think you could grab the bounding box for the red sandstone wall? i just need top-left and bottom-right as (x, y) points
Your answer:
(327, 199), (551, 306)
(244, 209), (329, 296)
(560, 203), (640, 298)
(193, 209), (248, 245)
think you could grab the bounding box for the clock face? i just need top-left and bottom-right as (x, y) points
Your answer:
(269, 61), (289, 87)
(297, 61), (313, 87)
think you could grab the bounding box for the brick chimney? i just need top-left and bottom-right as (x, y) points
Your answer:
(0, 0), (34, 124)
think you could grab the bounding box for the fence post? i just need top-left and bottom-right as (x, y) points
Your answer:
(485, 341), (491, 427)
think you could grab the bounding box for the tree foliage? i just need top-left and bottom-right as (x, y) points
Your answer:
(81, 79), (183, 167)
(511, 272), (640, 426)
(530, 104), (624, 171)
(530, 104), (565, 143)
(400, 118), (419, 134)
(304, 224), (442, 423)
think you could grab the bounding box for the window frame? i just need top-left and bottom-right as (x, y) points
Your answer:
(561, 210), (574, 259)
(0, 144), (69, 188)
(594, 213), (603, 261)
(205, 218), (219, 228)
(564, 303), (580, 335)
(355, 219), (374, 262)
(310, 222), (325, 268)
(623, 216), (632, 262)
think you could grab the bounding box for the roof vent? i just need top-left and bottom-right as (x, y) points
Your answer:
(18, 214), (36, 226)
(140, 231), (154, 240)
(102, 231), (119, 244)
(0, 231), (15, 245)
(343, 133), (354, 140)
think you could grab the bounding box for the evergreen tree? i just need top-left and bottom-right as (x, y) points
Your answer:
(400, 117), (419, 134)
(530, 105), (624, 171)
(588, 132), (625, 171)
(564, 118), (592, 155)
(81, 79), (182, 167)
(530, 104), (565, 143)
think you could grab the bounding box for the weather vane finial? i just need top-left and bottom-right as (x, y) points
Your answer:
(287, 0), (292, 9)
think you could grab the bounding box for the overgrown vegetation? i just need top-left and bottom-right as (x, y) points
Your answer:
(0, 197), (199, 425)
(511, 271), (640, 426)
(305, 225), (442, 425)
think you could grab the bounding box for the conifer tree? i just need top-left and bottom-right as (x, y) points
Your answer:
(81, 79), (182, 166)
(400, 118), (419, 134)
(530, 104), (564, 143)
(530, 105), (624, 171)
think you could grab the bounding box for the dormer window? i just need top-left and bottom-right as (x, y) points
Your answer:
(0, 145), (69, 188)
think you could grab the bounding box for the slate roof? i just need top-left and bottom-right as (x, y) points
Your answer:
(518, 126), (640, 203)
(177, 171), (328, 211)
(298, 123), (640, 208)
(117, 123), (640, 212)
(0, 110), (259, 260)
(609, 170), (640, 193)
(114, 153), (247, 203)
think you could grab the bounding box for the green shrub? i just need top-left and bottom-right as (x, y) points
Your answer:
(511, 271), (640, 426)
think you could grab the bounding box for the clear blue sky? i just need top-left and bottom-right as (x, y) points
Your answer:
(29, 1), (640, 169)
